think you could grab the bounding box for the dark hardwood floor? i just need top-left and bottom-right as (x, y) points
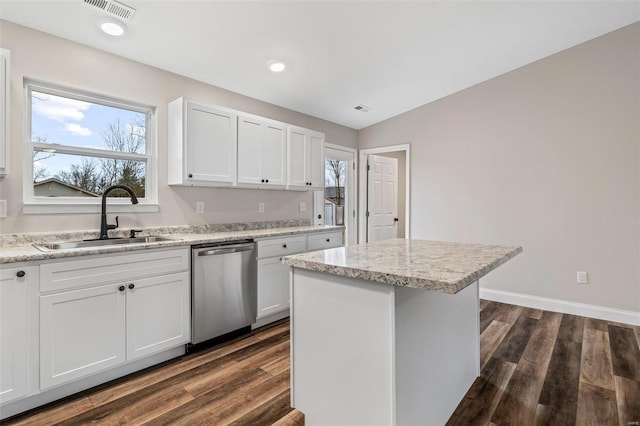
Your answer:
(448, 300), (640, 426)
(4, 301), (640, 425)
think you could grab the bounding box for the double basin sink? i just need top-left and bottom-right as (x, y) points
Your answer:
(33, 236), (179, 252)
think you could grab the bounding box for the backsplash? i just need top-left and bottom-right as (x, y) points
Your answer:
(0, 219), (311, 247)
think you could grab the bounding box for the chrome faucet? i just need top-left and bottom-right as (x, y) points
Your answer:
(100, 185), (139, 240)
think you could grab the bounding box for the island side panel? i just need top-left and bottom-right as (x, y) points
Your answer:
(394, 281), (480, 425)
(291, 267), (395, 426)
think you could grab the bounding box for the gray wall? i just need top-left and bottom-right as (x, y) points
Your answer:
(359, 23), (640, 312)
(0, 21), (358, 234)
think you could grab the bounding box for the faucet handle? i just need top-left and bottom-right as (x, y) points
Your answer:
(107, 215), (119, 231)
(129, 229), (142, 238)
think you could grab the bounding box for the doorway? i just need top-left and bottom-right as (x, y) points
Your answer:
(314, 143), (357, 245)
(359, 144), (410, 243)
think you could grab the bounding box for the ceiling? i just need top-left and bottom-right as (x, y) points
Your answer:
(1, 1), (638, 130)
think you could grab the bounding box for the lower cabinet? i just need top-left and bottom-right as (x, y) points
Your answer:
(39, 248), (190, 390)
(0, 266), (37, 405)
(257, 256), (290, 318)
(255, 231), (343, 326)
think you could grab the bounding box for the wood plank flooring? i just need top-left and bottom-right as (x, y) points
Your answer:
(448, 300), (640, 425)
(4, 301), (640, 425)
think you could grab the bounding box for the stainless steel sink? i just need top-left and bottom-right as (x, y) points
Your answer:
(33, 236), (180, 251)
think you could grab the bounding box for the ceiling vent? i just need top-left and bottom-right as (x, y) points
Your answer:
(354, 104), (371, 113)
(84, 0), (136, 21)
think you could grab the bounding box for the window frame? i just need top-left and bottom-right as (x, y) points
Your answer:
(23, 80), (158, 214)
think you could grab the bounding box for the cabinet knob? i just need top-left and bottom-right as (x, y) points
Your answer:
(128, 283), (135, 290)
(266, 179), (269, 183)
(326, 238), (330, 242)
(283, 244), (287, 248)
(16, 270), (25, 278)
(119, 285), (125, 292)
(188, 173), (193, 178)
(261, 179), (265, 183)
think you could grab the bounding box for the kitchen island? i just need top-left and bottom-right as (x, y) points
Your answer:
(283, 238), (522, 426)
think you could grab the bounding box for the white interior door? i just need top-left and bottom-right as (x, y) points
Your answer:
(367, 154), (398, 242)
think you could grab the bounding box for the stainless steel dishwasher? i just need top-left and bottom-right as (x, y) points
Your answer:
(191, 240), (257, 345)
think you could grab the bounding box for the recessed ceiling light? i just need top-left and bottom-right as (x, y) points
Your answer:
(268, 60), (286, 72)
(98, 18), (127, 37)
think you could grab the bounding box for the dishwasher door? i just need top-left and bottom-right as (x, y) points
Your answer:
(191, 241), (257, 345)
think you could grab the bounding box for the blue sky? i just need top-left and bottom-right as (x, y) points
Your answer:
(31, 91), (145, 179)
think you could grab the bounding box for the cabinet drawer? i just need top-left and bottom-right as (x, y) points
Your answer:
(40, 248), (189, 293)
(257, 235), (307, 259)
(307, 231), (343, 251)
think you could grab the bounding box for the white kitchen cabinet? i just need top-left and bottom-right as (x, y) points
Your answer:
(0, 266), (36, 404)
(168, 97), (237, 186)
(39, 248), (190, 389)
(288, 126), (324, 190)
(256, 235), (307, 322)
(126, 272), (190, 361)
(237, 114), (287, 188)
(0, 49), (9, 176)
(40, 283), (126, 390)
(307, 231), (344, 251)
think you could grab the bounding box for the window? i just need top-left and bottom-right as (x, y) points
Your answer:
(24, 80), (157, 213)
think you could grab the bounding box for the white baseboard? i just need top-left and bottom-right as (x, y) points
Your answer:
(480, 288), (640, 326)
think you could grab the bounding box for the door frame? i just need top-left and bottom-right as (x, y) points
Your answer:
(359, 144), (411, 243)
(316, 143), (358, 245)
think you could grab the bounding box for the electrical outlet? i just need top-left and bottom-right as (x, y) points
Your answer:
(299, 202), (306, 212)
(258, 202), (265, 213)
(0, 200), (6, 218)
(196, 201), (205, 214)
(577, 271), (588, 284)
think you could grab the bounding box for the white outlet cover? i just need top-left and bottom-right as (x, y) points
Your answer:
(0, 200), (6, 218)
(299, 202), (306, 212)
(577, 271), (588, 284)
(196, 201), (205, 214)
(258, 202), (265, 213)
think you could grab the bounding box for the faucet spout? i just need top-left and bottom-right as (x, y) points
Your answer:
(100, 185), (139, 240)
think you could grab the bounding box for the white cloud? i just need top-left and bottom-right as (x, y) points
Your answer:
(32, 92), (91, 122)
(64, 123), (93, 137)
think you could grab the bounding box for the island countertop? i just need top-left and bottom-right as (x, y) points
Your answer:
(283, 238), (522, 294)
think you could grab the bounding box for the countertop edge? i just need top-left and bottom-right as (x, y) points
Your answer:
(0, 225), (345, 264)
(283, 244), (523, 294)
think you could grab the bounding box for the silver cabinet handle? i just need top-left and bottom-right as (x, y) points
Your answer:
(198, 245), (254, 256)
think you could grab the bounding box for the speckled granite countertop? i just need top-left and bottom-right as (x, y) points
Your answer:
(282, 238), (522, 294)
(1, 221), (344, 264)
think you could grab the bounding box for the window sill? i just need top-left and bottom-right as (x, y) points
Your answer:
(23, 202), (159, 215)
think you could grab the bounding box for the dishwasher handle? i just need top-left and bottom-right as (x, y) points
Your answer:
(197, 244), (254, 256)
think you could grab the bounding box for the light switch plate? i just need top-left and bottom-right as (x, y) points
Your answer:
(196, 201), (205, 214)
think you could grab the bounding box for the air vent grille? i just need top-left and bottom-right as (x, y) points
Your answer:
(354, 104), (371, 113)
(84, 0), (136, 21)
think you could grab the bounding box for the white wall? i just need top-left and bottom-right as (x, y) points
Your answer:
(0, 21), (357, 234)
(359, 23), (640, 312)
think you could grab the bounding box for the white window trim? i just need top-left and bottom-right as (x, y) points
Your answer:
(23, 79), (158, 214)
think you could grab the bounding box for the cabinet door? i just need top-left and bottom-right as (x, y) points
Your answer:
(40, 284), (126, 390)
(257, 257), (290, 319)
(288, 127), (308, 188)
(0, 49), (8, 176)
(126, 272), (190, 361)
(261, 122), (287, 186)
(237, 116), (263, 185)
(186, 102), (237, 184)
(308, 131), (325, 189)
(0, 266), (32, 404)
(238, 116), (287, 187)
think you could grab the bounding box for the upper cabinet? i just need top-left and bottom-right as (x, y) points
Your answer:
(237, 114), (287, 188)
(0, 49), (9, 177)
(288, 126), (324, 190)
(167, 97), (324, 191)
(168, 98), (237, 186)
